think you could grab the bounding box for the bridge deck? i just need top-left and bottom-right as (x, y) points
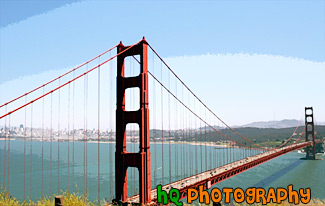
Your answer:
(127, 141), (321, 203)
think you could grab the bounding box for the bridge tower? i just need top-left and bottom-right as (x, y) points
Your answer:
(305, 107), (316, 160)
(115, 38), (151, 204)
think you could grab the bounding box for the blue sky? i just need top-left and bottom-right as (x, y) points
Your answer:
(0, 0), (324, 126)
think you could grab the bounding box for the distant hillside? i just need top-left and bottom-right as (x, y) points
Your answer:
(189, 119), (325, 131)
(239, 119), (301, 128)
(150, 126), (325, 146)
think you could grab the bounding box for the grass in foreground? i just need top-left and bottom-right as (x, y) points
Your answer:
(1, 186), (325, 206)
(0, 187), (99, 206)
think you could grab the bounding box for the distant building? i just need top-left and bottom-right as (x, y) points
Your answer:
(20, 124), (24, 132)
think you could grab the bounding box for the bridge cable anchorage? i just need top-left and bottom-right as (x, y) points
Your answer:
(147, 43), (298, 151)
(0, 44), (118, 109)
(0, 40), (142, 120)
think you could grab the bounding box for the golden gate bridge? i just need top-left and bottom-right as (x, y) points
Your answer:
(0, 38), (322, 205)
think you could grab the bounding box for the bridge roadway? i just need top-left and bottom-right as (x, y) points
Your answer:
(127, 140), (322, 204)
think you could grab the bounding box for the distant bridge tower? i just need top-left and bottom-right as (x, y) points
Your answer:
(305, 107), (316, 160)
(115, 38), (151, 204)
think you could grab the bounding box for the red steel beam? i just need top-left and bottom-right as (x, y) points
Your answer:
(127, 141), (319, 204)
(172, 142), (312, 201)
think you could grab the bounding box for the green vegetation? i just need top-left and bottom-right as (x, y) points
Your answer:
(2, 183), (324, 206)
(152, 126), (325, 149)
(182, 199), (325, 206)
(231, 199), (325, 206)
(0, 186), (99, 206)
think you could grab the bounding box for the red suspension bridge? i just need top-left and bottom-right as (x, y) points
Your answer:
(0, 38), (322, 205)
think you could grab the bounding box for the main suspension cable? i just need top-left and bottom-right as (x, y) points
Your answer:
(0, 44), (118, 109)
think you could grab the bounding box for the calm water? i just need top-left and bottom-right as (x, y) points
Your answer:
(0, 140), (324, 202)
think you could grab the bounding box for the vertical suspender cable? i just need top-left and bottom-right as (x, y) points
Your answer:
(185, 91), (187, 176)
(187, 97), (189, 177)
(231, 140), (233, 164)
(214, 118), (216, 168)
(72, 70), (75, 193)
(185, 97), (187, 177)
(50, 93), (53, 195)
(200, 106), (202, 173)
(225, 127), (227, 165)
(226, 128), (229, 164)
(175, 77), (178, 179)
(161, 61), (164, 185)
(187, 99), (190, 176)
(66, 83), (69, 192)
(24, 99), (26, 199)
(42, 87), (45, 197)
(181, 86), (184, 179)
(205, 109), (207, 171)
(83, 65), (86, 196)
(182, 102), (184, 179)
(30, 103), (33, 199)
(222, 126), (227, 165)
(8, 115), (10, 193)
(58, 80), (61, 194)
(98, 59), (101, 204)
(213, 116), (214, 168)
(194, 93), (197, 175)
(217, 120), (223, 167)
(86, 66), (89, 193)
(153, 51), (157, 188)
(168, 67), (171, 184)
(188, 98), (191, 175)
(4, 106), (6, 189)
(209, 113), (211, 170)
(67, 84), (70, 193)
(185, 93), (188, 177)
(109, 50), (113, 196)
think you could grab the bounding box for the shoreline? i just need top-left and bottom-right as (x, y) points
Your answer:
(0, 138), (231, 148)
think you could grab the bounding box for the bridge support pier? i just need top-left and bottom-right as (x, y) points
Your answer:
(304, 107), (316, 160)
(115, 38), (151, 204)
